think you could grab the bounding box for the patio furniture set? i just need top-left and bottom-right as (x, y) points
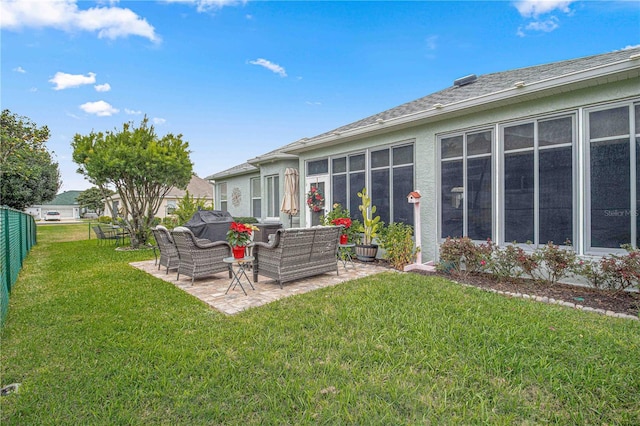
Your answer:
(92, 225), (129, 246)
(151, 225), (344, 294)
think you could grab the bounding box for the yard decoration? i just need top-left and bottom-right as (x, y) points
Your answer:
(306, 186), (325, 212)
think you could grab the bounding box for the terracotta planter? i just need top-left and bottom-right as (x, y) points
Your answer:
(355, 244), (378, 262)
(232, 246), (246, 259)
(340, 234), (348, 245)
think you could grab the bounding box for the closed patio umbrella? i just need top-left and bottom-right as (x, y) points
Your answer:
(280, 168), (299, 228)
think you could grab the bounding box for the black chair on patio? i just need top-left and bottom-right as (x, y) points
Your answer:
(92, 225), (122, 246)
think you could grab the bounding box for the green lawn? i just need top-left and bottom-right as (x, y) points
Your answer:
(1, 226), (639, 424)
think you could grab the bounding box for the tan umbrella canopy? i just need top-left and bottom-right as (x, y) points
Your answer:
(280, 168), (299, 227)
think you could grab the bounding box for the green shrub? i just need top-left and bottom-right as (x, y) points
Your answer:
(377, 222), (417, 270)
(485, 241), (525, 282)
(173, 191), (212, 225)
(161, 216), (179, 229)
(98, 216), (112, 224)
(232, 217), (259, 224)
(536, 241), (577, 284)
(437, 237), (491, 277)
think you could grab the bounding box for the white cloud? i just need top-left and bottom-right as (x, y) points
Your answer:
(49, 71), (96, 90)
(153, 117), (166, 125)
(0, 0), (160, 42)
(522, 16), (559, 33)
(249, 58), (287, 77)
(621, 44), (640, 51)
(79, 100), (119, 116)
(94, 83), (111, 92)
(14, 66), (26, 73)
(305, 101), (322, 106)
(163, 0), (245, 13)
(125, 108), (142, 115)
(425, 35), (438, 51)
(514, 0), (575, 36)
(513, 0), (575, 18)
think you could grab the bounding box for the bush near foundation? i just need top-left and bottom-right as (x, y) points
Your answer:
(439, 238), (639, 291)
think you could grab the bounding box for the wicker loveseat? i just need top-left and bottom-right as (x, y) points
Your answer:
(252, 226), (341, 288)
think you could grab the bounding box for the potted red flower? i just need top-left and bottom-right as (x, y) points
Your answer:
(331, 217), (352, 244)
(226, 222), (257, 258)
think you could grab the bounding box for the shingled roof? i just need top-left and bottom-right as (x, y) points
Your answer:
(210, 48), (640, 174)
(43, 190), (82, 206)
(284, 47), (640, 152)
(206, 162), (258, 180)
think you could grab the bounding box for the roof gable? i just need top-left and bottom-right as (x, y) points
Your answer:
(43, 190), (83, 206)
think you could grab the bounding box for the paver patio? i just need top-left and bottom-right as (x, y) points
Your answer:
(130, 259), (392, 315)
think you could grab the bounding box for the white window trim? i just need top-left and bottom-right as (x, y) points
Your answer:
(584, 101), (638, 254)
(438, 128), (494, 243)
(498, 114), (577, 249)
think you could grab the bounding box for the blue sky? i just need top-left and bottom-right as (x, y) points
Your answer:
(2, 0), (639, 192)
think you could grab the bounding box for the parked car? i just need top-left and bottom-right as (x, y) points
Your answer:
(83, 212), (99, 219)
(44, 211), (61, 221)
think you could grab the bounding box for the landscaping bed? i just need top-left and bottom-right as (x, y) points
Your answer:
(411, 269), (640, 318)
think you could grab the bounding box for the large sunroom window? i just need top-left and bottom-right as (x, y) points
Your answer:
(502, 115), (574, 246)
(587, 103), (638, 250)
(371, 144), (414, 225)
(440, 130), (493, 240)
(331, 153), (365, 222)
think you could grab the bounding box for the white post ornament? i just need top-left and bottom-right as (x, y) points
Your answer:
(404, 190), (435, 272)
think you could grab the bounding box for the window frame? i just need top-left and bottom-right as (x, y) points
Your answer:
(250, 177), (261, 219)
(584, 101), (638, 254)
(264, 174), (280, 220)
(498, 114), (577, 248)
(438, 128), (495, 242)
(218, 182), (228, 212)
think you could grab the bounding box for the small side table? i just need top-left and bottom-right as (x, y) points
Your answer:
(223, 256), (255, 296)
(337, 243), (356, 270)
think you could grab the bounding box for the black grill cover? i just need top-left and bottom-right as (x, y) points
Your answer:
(184, 210), (233, 242)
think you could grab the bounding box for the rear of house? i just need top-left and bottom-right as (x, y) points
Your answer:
(208, 48), (640, 262)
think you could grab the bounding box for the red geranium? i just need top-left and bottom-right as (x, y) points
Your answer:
(331, 217), (352, 231)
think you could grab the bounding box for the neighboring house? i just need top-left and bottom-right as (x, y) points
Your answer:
(104, 175), (214, 219)
(207, 48), (640, 262)
(26, 190), (82, 220)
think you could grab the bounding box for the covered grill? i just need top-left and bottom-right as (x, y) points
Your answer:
(184, 210), (233, 242)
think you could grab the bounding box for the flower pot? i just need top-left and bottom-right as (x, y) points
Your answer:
(340, 234), (348, 245)
(355, 244), (378, 262)
(232, 246), (246, 259)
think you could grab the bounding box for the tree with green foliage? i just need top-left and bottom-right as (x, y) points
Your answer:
(173, 190), (212, 226)
(72, 117), (193, 248)
(76, 187), (113, 216)
(0, 109), (61, 210)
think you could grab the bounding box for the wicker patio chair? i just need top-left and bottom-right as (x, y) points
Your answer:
(171, 226), (232, 284)
(151, 226), (179, 274)
(252, 226), (341, 288)
(92, 225), (121, 246)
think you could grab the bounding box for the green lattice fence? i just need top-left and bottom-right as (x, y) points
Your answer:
(1, 206), (37, 327)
